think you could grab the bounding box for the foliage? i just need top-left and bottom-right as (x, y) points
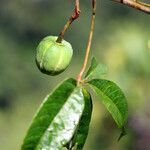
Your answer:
(0, 1), (149, 150)
(22, 58), (128, 150)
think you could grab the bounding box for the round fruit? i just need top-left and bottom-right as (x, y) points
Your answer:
(36, 36), (73, 75)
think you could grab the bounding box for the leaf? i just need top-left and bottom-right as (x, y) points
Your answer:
(22, 78), (86, 150)
(85, 57), (98, 78)
(118, 127), (127, 141)
(88, 79), (128, 128)
(68, 89), (93, 150)
(37, 87), (85, 150)
(85, 57), (108, 80)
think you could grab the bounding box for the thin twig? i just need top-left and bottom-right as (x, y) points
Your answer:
(77, 0), (96, 85)
(137, 1), (150, 7)
(56, 0), (80, 43)
(112, 0), (150, 14)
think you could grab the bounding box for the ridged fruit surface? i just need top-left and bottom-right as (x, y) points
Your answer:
(36, 36), (73, 75)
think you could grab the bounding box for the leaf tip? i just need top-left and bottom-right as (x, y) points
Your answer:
(118, 127), (127, 141)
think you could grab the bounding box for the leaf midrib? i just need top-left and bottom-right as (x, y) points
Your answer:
(35, 87), (80, 149)
(88, 83), (124, 127)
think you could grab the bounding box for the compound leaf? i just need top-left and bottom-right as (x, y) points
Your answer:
(22, 78), (86, 150)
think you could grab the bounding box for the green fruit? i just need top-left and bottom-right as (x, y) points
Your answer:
(36, 36), (73, 75)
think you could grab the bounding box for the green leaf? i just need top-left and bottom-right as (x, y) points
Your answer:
(69, 89), (93, 150)
(22, 78), (86, 150)
(85, 57), (98, 78)
(118, 127), (127, 141)
(85, 57), (108, 80)
(88, 79), (128, 128)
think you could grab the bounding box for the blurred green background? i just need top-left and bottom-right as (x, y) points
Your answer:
(0, 0), (150, 150)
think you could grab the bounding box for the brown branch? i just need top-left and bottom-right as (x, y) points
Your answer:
(77, 0), (96, 84)
(56, 0), (80, 43)
(112, 0), (150, 14)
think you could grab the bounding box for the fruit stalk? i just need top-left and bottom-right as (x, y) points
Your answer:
(77, 0), (96, 85)
(56, 0), (80, 43)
